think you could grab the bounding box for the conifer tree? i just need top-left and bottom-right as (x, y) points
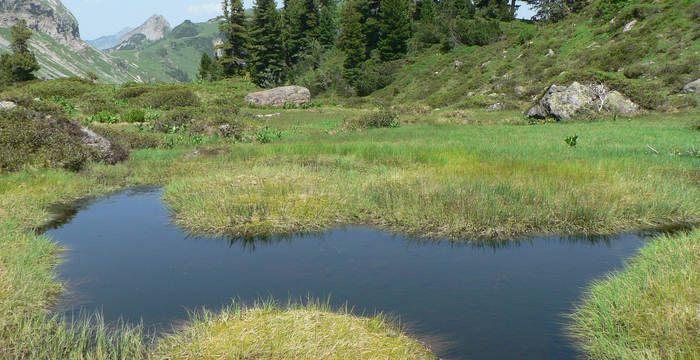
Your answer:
(198, 53), (213, 80)
(338, 0), (366, 84)
(0, 20), (39, 85)
(218, 0), (249, 76)
(249, 0), (287, 86)
(317, 0), (337, 47)
(377, 0), (411, 61)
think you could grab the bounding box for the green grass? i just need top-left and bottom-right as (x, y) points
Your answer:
(153, 299), (436, 360)
(570, 229), (700, 359)
(0, 78), (698, 358)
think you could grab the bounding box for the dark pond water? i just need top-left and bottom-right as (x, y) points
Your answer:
(44, 188), (648, 360)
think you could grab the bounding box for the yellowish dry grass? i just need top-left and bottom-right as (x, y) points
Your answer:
(153, 301), (436, 360)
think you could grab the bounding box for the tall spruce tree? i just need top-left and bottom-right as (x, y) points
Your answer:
(377, 0), (411, 61)
(317, 0), (337, 47)
(475, 0), (511, 20)
(0, 20), (39, 85)
(218, 0), (249, 76)
(249, 0), (286, 86)
(338, 0), (366, 84)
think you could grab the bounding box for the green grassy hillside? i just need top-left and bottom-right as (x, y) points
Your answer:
(0, 29), (145, 84)
(306, 0), (700, 113)
(110, 20), (221, 83)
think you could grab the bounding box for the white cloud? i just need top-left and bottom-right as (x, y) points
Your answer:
(187, 3), (221, 15)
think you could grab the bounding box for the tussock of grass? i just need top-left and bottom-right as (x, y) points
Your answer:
(570, 229), (700, 359)
(153, 299), (436, 360)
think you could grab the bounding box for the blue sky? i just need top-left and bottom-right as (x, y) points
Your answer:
(63, 0), (534, 40)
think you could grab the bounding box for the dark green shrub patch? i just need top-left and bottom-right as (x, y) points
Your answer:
(90, 124), (165, 150)
(136, 89), (201, 110)
(0, 108), (91, 171)
(344, 110), (400, 130)
(153, 107), (204, 133)
(20, 77), (95, 99)
(455, 18), (503, 47)
(77, 92), (120, 115)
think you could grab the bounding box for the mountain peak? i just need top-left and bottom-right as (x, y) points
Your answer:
(113, 14), (172, 50)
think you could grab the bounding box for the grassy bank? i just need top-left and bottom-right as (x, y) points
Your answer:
(570, 229), (700, 359)
(153, 300), (436, 360)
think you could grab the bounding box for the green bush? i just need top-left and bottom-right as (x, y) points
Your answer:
(120, 109), (146, 123)
(117, 84), (151, 99)
(90, 124), (165, 150)
(0, 108), (92, 171)
(455, 17), (502, 46)
(344, 110), (400, 130)
(137, 88), (201, 110)
(85, 111), (118, 124)
(20, 77), (96, 98)
(352, 60), (401, 96)
(255, 126), (283, 143)
(153, 107), (204, 133)
(78, 92), (120, 115)
(623, 64), (646, 79)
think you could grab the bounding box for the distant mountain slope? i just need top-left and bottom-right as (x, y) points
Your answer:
(112, 15), (172, 51)
(87, 27), (132, 50)
(0, 0), (144, 83)
(110, 20), (221, 83)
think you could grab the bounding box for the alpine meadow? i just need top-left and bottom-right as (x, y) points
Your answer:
(0, 0), (698, 359)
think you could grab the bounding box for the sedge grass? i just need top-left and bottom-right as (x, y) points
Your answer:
(152, 298), (436, 360)
(569, 229), (700, 359)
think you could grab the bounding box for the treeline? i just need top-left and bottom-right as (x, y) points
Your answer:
(200, 0), (584, 92)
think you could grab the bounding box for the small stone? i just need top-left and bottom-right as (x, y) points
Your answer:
(546, 49), (555, 57)
(0, 101), (17, 110)
(623, 19), (637, 33)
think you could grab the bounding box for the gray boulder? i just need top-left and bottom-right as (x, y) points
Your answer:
(681, 79), (700, 93)
(526, 82), (639, 120)
(244, 86), (311, 107)
(79, 126), (127, 164)
(0, 101), (17, 110)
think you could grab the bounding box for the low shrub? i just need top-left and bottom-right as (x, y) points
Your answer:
(0, 108), (92, 171)
(120, 109), (146, 123)
(137, 89), (201, 110)
(90, 124), (165, 150)
(455, 17), (503, 46)
(344, 110), (400, 130)
(77, 92), (120, 115)
(21, 77), (96, 98)
(153, 107), (204, 133)
(352, 60), (401, 96)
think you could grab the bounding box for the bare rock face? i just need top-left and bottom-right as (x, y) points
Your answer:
(244, 86), (311, 107)
(681, 79), (700, 93)
(0, 0), (85, 51)
(526, 82), (639, 120)
(113, 14), (171, 50)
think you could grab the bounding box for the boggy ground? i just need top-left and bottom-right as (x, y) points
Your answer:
(0, 94), (698, 358)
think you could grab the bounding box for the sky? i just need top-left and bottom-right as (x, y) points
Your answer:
(63, 0), (534, 40)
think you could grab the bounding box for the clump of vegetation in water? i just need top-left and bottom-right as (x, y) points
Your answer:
(570, 229), (700, 360)
(153, 299), (436, 360)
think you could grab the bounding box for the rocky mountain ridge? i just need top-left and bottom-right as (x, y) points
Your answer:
(0, 0), (144, 83)
(112, 14), (171, 51)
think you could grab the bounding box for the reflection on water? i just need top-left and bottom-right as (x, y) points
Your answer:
(44, 188), (652, 360)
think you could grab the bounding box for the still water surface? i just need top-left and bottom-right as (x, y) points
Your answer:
(44, 188), (647, 360)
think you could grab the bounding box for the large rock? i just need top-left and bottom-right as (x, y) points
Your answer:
(681, 79), (700, 93)
(79, 126), (127, 164)
(244, 86), (311, 107)
(526, 82), (639, 120)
